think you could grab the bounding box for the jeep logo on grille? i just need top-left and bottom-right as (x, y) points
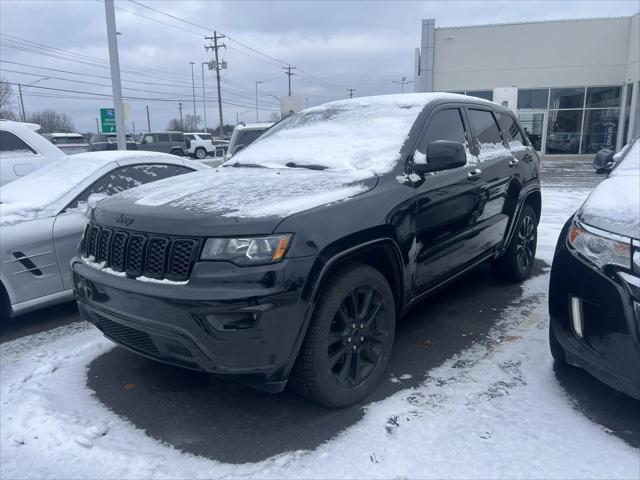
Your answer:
(115, 214), (134, 226)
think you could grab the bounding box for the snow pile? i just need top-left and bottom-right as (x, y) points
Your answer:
(119, 168), (372, 218)
(0, 151), (180, 226)
(229, 93), (476, 175)
(579, 140), (640, 239)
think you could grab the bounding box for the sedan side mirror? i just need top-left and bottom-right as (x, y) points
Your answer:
(592, 148), (615, 173)
(415, 140), (467, 174)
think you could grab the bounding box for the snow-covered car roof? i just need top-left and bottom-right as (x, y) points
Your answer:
(228, 93), (482, 176)
(0, 151), (204, 226)
(580, 138), (640, 239)
(0, 120), (65, 159)
(234, 123), (274, 130)
(45, 133), (85, 138)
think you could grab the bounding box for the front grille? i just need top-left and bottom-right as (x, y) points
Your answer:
(95, 314), (160, 356)
(82, 222), (200, 281)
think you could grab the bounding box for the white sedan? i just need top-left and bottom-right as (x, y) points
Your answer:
(0, 150), (208, 317)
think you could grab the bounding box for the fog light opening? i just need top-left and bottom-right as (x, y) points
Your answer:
(570, 296), (584, 338)
(205, 312), (259, 331)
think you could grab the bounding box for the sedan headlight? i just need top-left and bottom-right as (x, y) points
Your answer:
(201, 234), (292, 265)
(568, 220), (631, 270)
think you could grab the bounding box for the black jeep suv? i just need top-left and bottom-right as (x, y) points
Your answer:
(72, 93), (541, 407)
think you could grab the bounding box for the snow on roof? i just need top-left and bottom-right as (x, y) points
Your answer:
(0, 151), (181, 226)
(46, 133), (85, 138)
(235, 122), (274, 130)
(0, 119), (41, 131)
(229, 93), (478, 175)
(580, 139), (640, 239)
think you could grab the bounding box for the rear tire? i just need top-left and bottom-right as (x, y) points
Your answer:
(290, 263), (396, 407)
(492, 204), (537, 282)
(170, 148), (184, 157)
(194, 147), (207, 160)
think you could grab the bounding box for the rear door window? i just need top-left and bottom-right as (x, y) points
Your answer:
(158, 134), (170, 142)
(495, 113), (527, 149)
(467, 109), (505, 154)
(170, 133), (184, 142)
(0, 130), (37, 155)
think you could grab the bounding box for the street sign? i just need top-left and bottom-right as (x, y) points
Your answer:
(100, 108), (116, 133)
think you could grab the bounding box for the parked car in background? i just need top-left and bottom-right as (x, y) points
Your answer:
(71, 93), (541, 407)
(43, 133), (91, 155)
(184, 132), (216, 159)
(138, 131), (187, 156)
(0, 119), (65, 186)
(89, 133), (137, 151)
(224, 122), (273, 160)
(0, 151), (208, 318)
(549, 137), (640, 400)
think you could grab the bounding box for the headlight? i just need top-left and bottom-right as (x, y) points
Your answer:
(201, 234), (292, 265)
(568, 220), (630, 270)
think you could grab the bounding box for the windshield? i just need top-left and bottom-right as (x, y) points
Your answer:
(229, 129), (266, 155)
(227, 94), (427, 175)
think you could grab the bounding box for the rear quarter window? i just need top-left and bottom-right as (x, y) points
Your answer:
(0, 130), (37, 155)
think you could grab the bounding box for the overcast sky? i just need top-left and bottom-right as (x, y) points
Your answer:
(1, 0), (638, 134)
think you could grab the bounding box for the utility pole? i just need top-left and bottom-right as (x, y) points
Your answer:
(201, 62), (208, 131)
(255, 80), (263, 122)
(347, 88), (356, 99)
(104, 0), (126, 150)
(282, 65), (296, 96)
(18, 84), (25, 121)
(392, 76), (413, 94)
(178, 102), (183, 130)
(189, 61), (197, 128)
(94, 117), (100, 133)
(205, 31), (226, 139)
(146, 105), (151, 132)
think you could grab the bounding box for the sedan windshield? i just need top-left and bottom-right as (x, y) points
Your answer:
(227, 94), (429, 176)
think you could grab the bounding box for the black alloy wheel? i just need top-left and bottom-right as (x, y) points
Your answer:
(492, 204), (538, 282)
(516, 214), (536, 273)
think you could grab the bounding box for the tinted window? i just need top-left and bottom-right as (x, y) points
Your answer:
(517, 89), (548, 109)
(170, 133), (184, 142)
(422, 109), (467, 148)
(68, 164), (193, 210)
(184, 134), (195, 141)
(158, 134), (170, 142)
(549, 88), (585, 109)
(0, 130), (37, 154)
(232, 130), (265, 154)
(496, 113), (527, 146)
(467, 109), (503, 145)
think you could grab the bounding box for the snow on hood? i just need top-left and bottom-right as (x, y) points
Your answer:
(579, 139), (640, 239)
(0, 151), (177, 227)
(116, 167), (373, 219)
(227, 93), (475, 175)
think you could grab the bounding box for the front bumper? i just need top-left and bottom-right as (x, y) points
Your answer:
(549, 220), (640, 399)
(72, 255), (315, 391)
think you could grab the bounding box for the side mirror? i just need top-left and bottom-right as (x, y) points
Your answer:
(592, 148), (614, 173)
(415, 140), (467, 174)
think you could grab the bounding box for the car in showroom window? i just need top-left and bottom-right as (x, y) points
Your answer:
(71, 93), (541, 407)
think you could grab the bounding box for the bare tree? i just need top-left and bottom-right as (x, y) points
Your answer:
(166, 114), (201, 132)
(0, 78), (18, 120)
(27, 110), (75, 133)
(167, 118), (183, 131)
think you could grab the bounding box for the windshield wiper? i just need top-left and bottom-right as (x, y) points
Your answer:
(285, 162), (327, 171)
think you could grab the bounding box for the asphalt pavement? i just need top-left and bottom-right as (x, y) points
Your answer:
(2, 158), (638, 463)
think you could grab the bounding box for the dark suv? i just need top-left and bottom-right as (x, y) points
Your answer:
(72, 93), (541, 407)
(138, 131), (187, 156)
(89, 134), (137, 151)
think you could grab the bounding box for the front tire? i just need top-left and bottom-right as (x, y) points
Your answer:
(194, 147), (207, 159)
(290, 263), (396, 407)
(492, 204), (537, 282)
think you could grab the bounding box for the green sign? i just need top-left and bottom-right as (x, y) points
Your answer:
(100, 108), (116, 133)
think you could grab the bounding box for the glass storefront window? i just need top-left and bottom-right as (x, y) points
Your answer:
(549, 88), (585, 109)
(517, 89), (548, 109)
(465, 90), (492, 101)
(581, 108), (619, 154)
(546, 110), (583, 154)
(586, 87), (622, 108)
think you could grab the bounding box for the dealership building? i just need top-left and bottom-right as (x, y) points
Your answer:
(414, 14), (640, 157)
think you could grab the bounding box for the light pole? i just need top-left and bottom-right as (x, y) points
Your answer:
(201, 62), (209, 131)
(255, 81), (263, 122)
(190, 62), (197, 129)
(93, 117), (100, 133)
(392, 76), (414, 94)
(18, 77), (51, 121)
(104, 0), (126, 149)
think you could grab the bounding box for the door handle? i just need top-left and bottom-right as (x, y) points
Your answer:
(467, 168), (482, 180)
(509, 158), (520, 168)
